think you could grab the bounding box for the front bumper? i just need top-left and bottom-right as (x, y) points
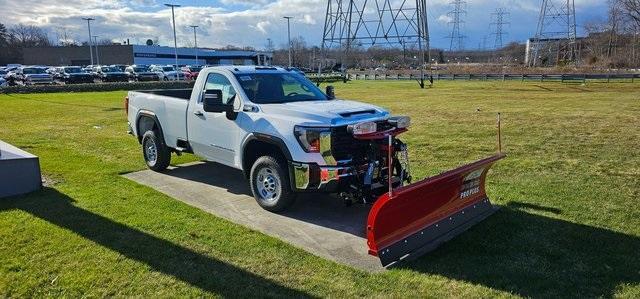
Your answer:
(66, 76), (94, 83)
(289, 162), (354, 192)
(137, 75), (159, 81)
(103, 76), (129, 82)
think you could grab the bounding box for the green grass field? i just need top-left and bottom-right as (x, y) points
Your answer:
(1, 81), (639, 298)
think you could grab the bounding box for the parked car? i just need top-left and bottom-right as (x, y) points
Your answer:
(0, 77), (6, 87)
(16, 66), (54, 85)
(93, 66), (129, 82)
(150, 65), (182, 81)
(53, 66), (95, 84)
(111, 64), (129, 72)
(181, 65), (203, 81)
(125, 65), (160, 82)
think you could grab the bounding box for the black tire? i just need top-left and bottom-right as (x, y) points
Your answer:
(249, 156), (296, 212)
(141, 130), (171, 172)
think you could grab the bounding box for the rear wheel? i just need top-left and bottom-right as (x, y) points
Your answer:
(249, 156), (296, 212)
(142, 130), (171, 172)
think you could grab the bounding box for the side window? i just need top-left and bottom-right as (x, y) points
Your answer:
(203, 73), (237, 104)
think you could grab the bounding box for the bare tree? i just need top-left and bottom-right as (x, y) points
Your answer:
(8, 24), (52, 47)
(619, 0), (640, 28)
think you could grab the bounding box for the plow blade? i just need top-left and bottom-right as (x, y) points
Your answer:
(367, 154), (506, 267)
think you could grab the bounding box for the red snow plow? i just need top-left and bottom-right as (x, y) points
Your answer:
(348, 115), (505, 267)
(366, 154), (505, 267)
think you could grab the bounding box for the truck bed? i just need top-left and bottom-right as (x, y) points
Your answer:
(134, 89), (193, 100)
(128, 89), (194, 149)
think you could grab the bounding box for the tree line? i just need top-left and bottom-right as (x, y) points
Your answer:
(0, 24), (52, 65)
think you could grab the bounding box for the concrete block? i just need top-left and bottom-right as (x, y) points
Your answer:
(0, 140), (42, 198)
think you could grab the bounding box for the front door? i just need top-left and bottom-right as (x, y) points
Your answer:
(188, 72), (239, 166)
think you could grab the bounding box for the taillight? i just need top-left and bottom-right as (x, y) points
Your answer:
(124, 96), (129, 116)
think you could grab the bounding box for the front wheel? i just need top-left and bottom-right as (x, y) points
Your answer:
(141, 130), (171, 172)
(249, 156), (296, 212)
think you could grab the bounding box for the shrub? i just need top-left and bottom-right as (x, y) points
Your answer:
(0, 81), (196, 94)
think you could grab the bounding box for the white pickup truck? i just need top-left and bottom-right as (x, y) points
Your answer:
(126, 66), (412, 212)
(126, 66), (507, 267)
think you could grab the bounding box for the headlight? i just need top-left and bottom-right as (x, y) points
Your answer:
(389, 116), (411, 129)
(294, 126), (330, 153)
(348, 121), (377, 135)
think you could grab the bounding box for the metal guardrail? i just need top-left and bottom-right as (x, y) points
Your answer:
(329, 73), (640, 83)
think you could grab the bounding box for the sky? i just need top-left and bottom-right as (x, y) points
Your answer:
(0, 0), (609, 50)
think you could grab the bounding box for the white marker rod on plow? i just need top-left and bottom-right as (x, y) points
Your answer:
(388, 135), (393, 199)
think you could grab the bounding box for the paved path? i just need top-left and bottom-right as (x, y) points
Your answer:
(123, 162), (384, 272)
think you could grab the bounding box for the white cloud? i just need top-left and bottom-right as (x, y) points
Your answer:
(437, 15), (452, 24)
(252, 21), (272, 34)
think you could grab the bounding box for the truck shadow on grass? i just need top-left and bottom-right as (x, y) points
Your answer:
(0, 188), (312, 297)
(400, 202), (640, 298)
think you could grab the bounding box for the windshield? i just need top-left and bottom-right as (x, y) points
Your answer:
(65, 67), (84, 74)
(188, 67), (202, 72)
(112, 65), (127, 72)
(235, 73), (327, 104)
(101, 67), (119, 72)
(162, 67), (175, 72)
(134, 67), (148, 72)
(23, 68), (47, 74)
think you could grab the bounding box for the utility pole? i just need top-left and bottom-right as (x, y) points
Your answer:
(93, 36), (100, 65)
(189, 25), (199, 65)
(283, 16), (293, 67)
(266, 38), (274, 52)
(490, 8), (510, 50)
(165, 3), (181, 80)
(82, 17), (95, 65)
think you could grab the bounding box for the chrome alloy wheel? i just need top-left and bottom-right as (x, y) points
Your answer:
(144, 138), (158, 165)
(255, 167), (280, 202)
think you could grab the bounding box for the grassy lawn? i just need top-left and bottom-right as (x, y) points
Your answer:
(0, 80), (638, 298)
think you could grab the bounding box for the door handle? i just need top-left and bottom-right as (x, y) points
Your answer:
(193, 111), (204, 116)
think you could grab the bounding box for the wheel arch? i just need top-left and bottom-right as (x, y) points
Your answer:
(241, 134), (293, 178)
(136, 111), (166, 144)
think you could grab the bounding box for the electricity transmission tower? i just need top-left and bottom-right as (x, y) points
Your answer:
(446, 0), (466, 51)
(321, 0), (431, 88)
(490, 8), (509, 49)
(527, 0), (578, 66)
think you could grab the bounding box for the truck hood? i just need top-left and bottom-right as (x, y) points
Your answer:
(260, 99), (389, 126)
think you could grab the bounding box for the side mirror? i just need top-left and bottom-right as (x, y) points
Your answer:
(202, 89), (230, 113)
(326, 85), (335, 100)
